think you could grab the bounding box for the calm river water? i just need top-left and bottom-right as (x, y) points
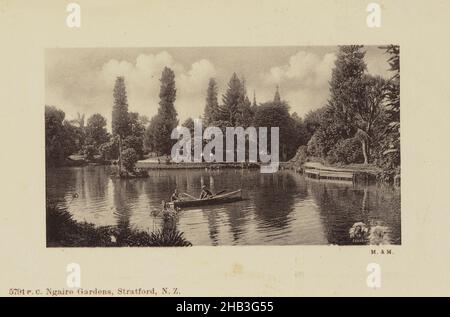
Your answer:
(46, 166), (401, 246)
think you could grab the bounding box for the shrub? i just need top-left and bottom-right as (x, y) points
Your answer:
(46, 203), (115, 247)
(83, 144), (97, 161)
(46, 204), (191, 247)
(121, 148), (138, 172)
(123, 135), (144, 159)
(327, 138), (363, 165)
(149, 228), (192, 247)
(99, 139), (119, 160)
(291, 145), (308, 168)
(307, 133), (325, 157)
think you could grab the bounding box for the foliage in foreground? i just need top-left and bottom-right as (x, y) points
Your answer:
(46, 204), (191, 247)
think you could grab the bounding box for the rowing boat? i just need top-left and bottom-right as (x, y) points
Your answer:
(168, 189), (242, 208)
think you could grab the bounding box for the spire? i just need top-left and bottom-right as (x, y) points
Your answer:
(274, 85), (281, 104)
(252, 90), (257, 107)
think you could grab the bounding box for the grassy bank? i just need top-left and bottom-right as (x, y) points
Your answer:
(46, 204), (192, 247)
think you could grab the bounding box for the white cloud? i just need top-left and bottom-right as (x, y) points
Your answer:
(95, 52), (216, 121)
(314, 53), (336, 87)
(263, 51), (336, 88)
(284, 87), (329, 115)
(179, 59), (217, 94)
(99, 51), (184, 98)
(259, 51), (336, 116)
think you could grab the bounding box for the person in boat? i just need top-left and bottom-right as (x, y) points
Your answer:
(200, 185), (213, 199)
(170, 189), (180, 202)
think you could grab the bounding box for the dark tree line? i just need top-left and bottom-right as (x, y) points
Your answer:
(46, 67), (309, 168)
(145, 71), (307, 162)
(45, 106), (80, 166)
(178, 75), (307, 162)
(45, 77), (147, 169)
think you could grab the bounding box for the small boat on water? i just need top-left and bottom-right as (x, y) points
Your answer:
(168, 189), (242, 208)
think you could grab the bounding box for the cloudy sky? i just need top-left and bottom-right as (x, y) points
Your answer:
(46, 46), (391, 128)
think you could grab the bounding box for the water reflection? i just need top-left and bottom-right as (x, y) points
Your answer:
(308, 180), (401, 245)
(46, 166), (401, 246)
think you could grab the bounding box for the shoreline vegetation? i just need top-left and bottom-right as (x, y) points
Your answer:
(46, 203), (192, 247)
(55, 153), (392, 184)
(135, 159), (261, 170)
(46, 45), (400, 183)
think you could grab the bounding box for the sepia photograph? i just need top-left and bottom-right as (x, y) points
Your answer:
(45, 46), (401, 247)
(3, 0), (450, 299)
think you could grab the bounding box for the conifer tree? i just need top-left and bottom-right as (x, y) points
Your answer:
(145, 67), (178, 155)
(203, 78), (219, 126)
(112, 76), (130, 172)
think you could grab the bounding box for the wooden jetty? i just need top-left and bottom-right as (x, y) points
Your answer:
(300, 162), (377, 183)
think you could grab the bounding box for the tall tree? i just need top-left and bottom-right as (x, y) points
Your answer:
(112, 76), (130, 171)
(369, 45), (400, 178)
(219, 73), (243, 126)
(355, 74), (387, 163)
(145, 67), (178, 155)
(328, 45), (370, 162)
(328, 45), (367, 134)
(203, 78), (220, 126)
(238, 95), (254, 128)
(236, 80), (254, 127)
(382, 45), (400, 156)
(158, 67), (177, 122)
(112, 76), (130, 138)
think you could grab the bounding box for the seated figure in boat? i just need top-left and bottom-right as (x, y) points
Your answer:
(200, 185), (213, 199)
(170, 189), (180, 202)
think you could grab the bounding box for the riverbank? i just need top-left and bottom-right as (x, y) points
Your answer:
(136, 159), (260, 170)
(46, 204), (191, 247)
(47, 154), (112, 168)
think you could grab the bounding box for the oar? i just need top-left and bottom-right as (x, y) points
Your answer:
(182, 192), (199, 200)
(212, 189), (227, 197)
